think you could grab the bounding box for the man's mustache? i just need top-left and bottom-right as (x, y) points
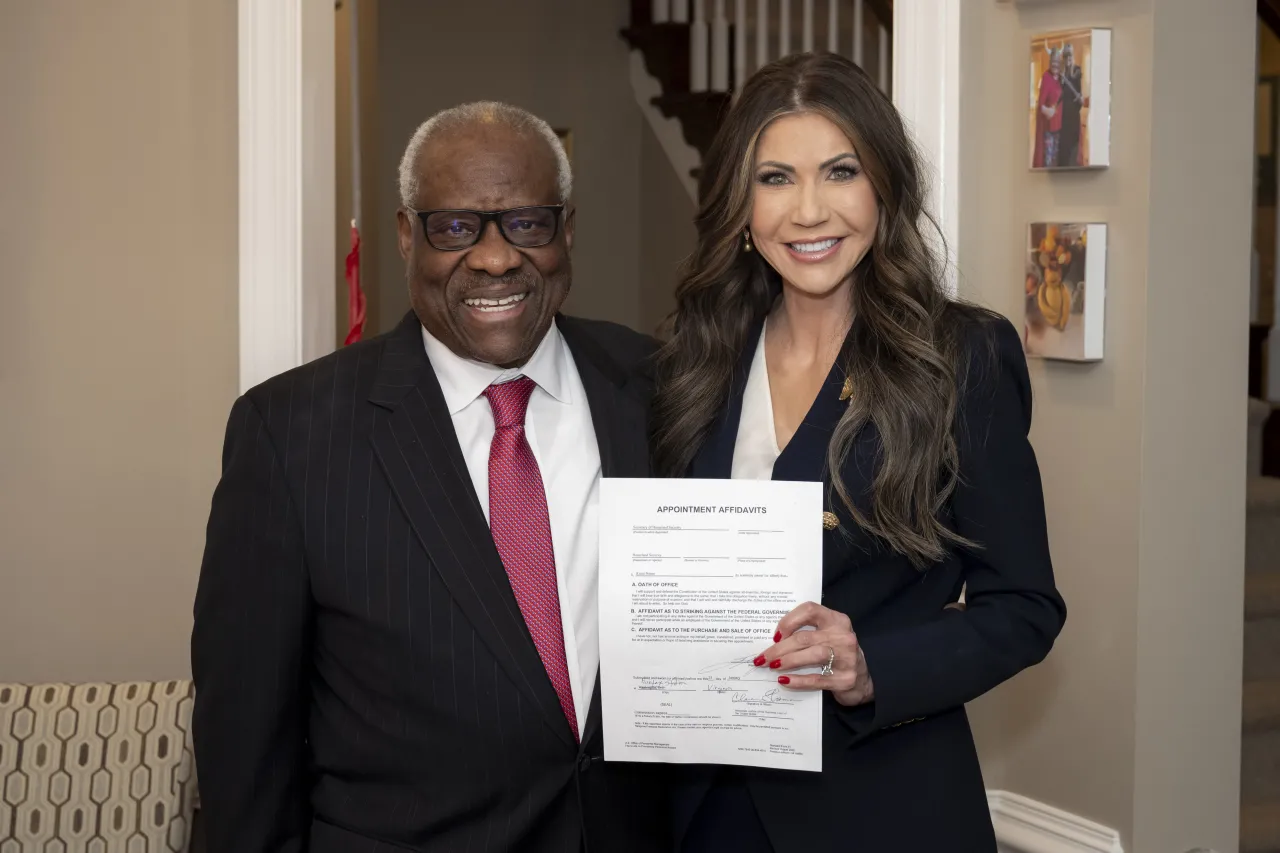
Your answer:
(453, 272), (540, 296)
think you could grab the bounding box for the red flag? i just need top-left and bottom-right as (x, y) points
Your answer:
(344, 221), (366, 345)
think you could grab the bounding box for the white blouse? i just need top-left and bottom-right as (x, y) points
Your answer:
(731, 326), (782, 481)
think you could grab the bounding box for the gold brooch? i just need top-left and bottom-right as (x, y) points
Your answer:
(839, 377), (853, 401)
(822, 511), (839, 531)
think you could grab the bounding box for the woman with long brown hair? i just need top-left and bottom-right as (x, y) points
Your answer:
(652, 52), (1066, 852)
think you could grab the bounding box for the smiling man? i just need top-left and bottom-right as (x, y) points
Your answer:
(191, 101), (668, 853)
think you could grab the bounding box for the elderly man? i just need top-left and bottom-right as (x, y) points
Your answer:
(192, 101), (669, 852)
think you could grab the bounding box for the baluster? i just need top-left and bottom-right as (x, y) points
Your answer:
(756, 0), (769, 70)
(734, 0), (748, 89)
(827, 0), (838, 52)
(691, 0), (709, 92)
(712, 0), (730, 91)
(672, 0), (689, 23)
(778, 0), (790, 58)
(802, 0), (814, 53)
(877, 20), (889, 91)
(653, 0), (671, 23)
(852, 0), (863, 66)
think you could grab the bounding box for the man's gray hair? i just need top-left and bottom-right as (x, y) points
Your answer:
(398, 101), (573, 208)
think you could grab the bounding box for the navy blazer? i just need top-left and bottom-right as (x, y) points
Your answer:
(674, 314), (1066, 853)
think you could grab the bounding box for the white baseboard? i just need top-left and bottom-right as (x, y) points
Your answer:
(988, 790), (1124, 853)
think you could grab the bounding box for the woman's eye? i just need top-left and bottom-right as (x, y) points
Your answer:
(830, 165), (859, 181)
(757, 171), (789, 186)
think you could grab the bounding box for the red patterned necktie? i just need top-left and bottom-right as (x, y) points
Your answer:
(483, 377), (578, 741)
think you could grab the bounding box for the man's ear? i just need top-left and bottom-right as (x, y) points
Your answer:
(563, 207), (575, 253)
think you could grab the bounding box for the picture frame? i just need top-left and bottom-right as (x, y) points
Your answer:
(1029, 28), (1111, 170)
(1023, 222), (1108, 362)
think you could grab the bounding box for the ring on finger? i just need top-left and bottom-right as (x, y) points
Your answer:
(820, 646), (835, 677)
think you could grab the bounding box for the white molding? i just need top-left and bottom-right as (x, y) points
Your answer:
(237, 0), (336, 394)
(628, 52), (700, 204)
(892, 0), (961, 295)
(989, 790), (1125, 853)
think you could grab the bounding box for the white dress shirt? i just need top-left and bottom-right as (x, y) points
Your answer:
(732, 326), (782, 481)
(422, 323), (600, 729)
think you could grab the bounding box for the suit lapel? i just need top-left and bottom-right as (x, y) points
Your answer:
(769, 344), (850, 484)
(689, 319), (762, 479)
(368, 313), (575, 748)
(557, 315), (651, 748)
(558, 316), (651, 481)
(687, 318), (873, 505)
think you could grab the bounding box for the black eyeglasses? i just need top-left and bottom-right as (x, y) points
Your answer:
(409, 205), (565, 251)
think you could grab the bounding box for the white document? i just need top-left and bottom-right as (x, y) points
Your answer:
(598, 477), (823, 772)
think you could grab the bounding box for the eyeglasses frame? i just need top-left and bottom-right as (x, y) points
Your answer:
(407, 205), (568, 252)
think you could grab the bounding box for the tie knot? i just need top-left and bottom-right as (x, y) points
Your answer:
(483, 376), (536, 429)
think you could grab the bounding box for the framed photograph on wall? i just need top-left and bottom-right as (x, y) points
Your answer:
(1029, 28), (1111, 170)
(1024, 222), (1108, 361)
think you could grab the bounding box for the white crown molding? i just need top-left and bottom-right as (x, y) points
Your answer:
(238, 0), (335, 394)
(989, 790), (1125, 853)
(892, 0), (961, 296)
(628, 51), (700, 205)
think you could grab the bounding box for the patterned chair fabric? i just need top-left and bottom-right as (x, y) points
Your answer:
(0, 680), (196, 852)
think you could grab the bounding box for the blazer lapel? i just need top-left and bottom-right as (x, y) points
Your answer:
(556, 315), (651, 748)
(557, 315), (651, 481)
(688, 319), (763, 479)
(368, 313), (575, 748)
(769, 347), (849, 484)
(686, 319), (877, 539)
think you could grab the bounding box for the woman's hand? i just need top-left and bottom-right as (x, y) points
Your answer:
(754, 601), (874, 707)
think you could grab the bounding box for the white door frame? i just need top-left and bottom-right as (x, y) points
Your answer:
(237, 0), (335, 394)
(235, 0), (960, 383)
(893, 0), (962, 295)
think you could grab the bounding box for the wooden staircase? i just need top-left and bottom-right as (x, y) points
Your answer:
(1244, 475), (1280, 853)
(1246, 6), (1280, 847)
(620, 0), (893, 185)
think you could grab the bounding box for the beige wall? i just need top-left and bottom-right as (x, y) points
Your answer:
(959, 2), (1253, 850)
(638, 121), (697, 336)
(0, 2), (239, 682)
(374, 0), (644, 332)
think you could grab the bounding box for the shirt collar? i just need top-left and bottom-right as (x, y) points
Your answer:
(421, 320), (571, 415)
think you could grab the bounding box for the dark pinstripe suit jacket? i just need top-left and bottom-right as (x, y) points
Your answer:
(191, 311), (671, 853)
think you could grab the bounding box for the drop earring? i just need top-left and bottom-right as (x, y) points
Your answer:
(743, 231), (753, 253)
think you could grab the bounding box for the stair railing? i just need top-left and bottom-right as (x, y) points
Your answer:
(654, 0), (891, 95)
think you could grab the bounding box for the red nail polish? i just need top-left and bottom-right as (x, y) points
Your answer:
(774, 631), (782, 643)
(778, 676), (791, 685)
(769, 660), (781, 669)
(753, 655), (766, 667)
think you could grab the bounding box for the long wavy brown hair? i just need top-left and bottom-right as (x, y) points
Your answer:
(651, 52), (997, 568)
